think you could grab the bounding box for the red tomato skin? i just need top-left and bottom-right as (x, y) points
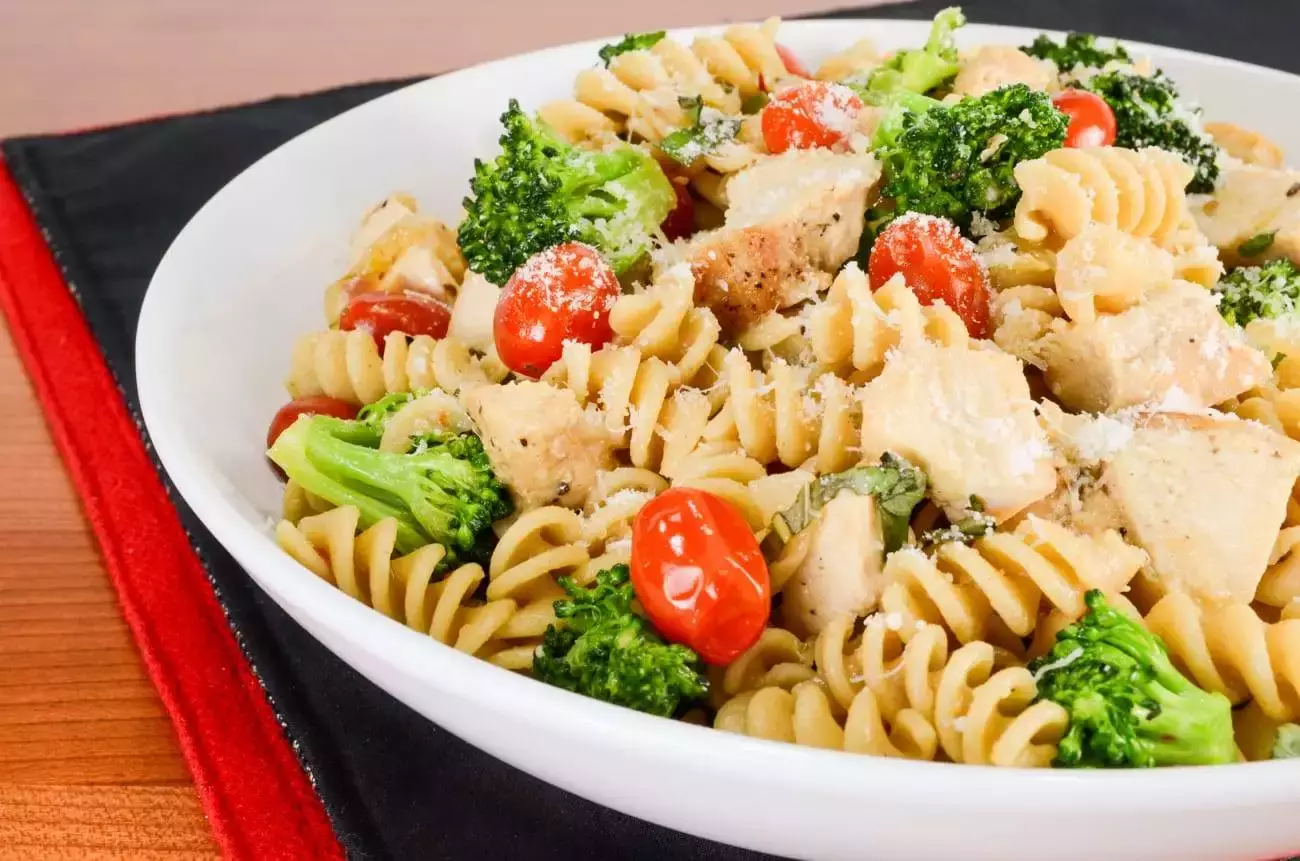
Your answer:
(868, 215), (992, 339)
(494, 242), (620, 378)
(266, 396), (358, 480)
(631, 487), (771, 666)
(1052, 89), (1117, 149)
(760, 81), (864, 154)
(339, 290), (452, 349)
(775, 43), (810, 79)
(661, 181), (696, 241)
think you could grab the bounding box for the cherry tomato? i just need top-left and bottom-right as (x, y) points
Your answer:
(661, 181), (696, 241)
(339, 290), (451, 349)
(266, 395), (357, 452)
(775, 43), (810, 79)
(1052, 89), (1117, 149)
(760, 81), (864, 154)
(494, 242), (620, 378)
(868, 214), (992, 338)
(631, 487), (770, 666)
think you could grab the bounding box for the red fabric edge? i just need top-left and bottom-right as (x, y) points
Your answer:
(0, 163), (343, 860)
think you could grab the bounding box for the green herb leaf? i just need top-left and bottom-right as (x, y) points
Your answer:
(660, 116), (742, 166)
(762, 453), (927, 557)
(921, 497), (996, 548)
(1273, 352), (1288, 371)
(677, 95), (703, 125)
(598, 31), (666, 66)
(1275, 724), (1300, 759)
(1238, 230), (1278, 258)
(740, 92), (770, 114)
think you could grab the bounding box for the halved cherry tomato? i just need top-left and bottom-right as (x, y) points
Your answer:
(631, 487), (770, 666)
(266, 396), (358, 470)
(494, 242), (620, 378)
(760, 81), (864, 154)
(661, 181), (696, 241)
(868, 214), (992, 338)
(1052, 88), (1117, 149)
(775, 43), (810, 79)
(339, 290), (451, 349)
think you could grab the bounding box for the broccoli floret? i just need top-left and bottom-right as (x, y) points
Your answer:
(1214, 259), (1300, 327)
(1081, 70), (1219, 193)
(1275, 724), (1300, 759)
(267, 414), (512, 564)
(1022, 32), (1132, 72)
(533, 565), (708, 717)
(1031, 591), (1236, 767)
(858, 7), (965, 98)
(458, 100), (676, 285)
(598, 31), (665, 66)
(874, 83), (1067, 227)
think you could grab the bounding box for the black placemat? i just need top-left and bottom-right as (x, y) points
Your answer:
(4, 2), (1296, 859)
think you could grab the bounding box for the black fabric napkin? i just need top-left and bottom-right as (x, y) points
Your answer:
(4, 2), (1295, 859)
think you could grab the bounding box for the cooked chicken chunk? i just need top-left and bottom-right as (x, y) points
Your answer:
(724, 150), (881, 270)
(1086, 413), (1300, 603)
(783, 491), (886, 636)
(461, 381), (617, 509)
(684, 151), (881, 332)
(1191, 163), (1300, 267)
(1040, 280), (1271, 413)
(448, 271), (500, 354)
(858, 341), (1056, 522)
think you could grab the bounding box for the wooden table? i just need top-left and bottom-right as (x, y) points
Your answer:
(0, 1), (889, 856)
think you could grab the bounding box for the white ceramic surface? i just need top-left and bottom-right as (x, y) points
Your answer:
(137, 20), (1300, 861)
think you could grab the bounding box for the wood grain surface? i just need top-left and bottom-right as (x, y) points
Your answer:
(0, 1), (894, 857)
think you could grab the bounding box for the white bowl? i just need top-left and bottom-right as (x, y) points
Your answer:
(137, 19), (1300, 861)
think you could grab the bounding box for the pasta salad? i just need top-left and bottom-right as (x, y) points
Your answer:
(265, 9), (1300, 769)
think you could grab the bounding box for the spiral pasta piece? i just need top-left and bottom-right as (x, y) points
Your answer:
(1146, 591), (1300, 721)
(1261, 526), (1300, 609)
(692, 18), (790, 99)
(487, 508), (592, 655)
(1053, 223), (1175, 323)
(879, 518), (1148, 646)
(808, 266), (969, 383)
(282, 479), (334, 523)
(718, 348), (861, 473)
(275, 507), (526, 668)
(814, 38), (880, 82)
(715, 628), (816, 704)
(1205, 121), (1284, 169)
(1013, 146), (1195, 249)
(579, 467), (667, 578)
(285, 330), (507, 406)
(715, 680), (937, 759)
(990, 284), (1067, 364)
(932, 642), (1068, 766)
(609, 263), (725, 390)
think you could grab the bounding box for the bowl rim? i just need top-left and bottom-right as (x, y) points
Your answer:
(136, 16), (1300, 812)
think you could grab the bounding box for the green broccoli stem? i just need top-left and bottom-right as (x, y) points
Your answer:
(269, 417), (431, 552)
(1141, 678), (1237, 766)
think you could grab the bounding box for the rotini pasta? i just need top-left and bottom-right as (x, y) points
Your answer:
(719, 348), (860, 472)
(286, 330), (507, 405)
(1205, 121), (1285, 169)
(275, 507), (528, 668)
(1013, 146), (1195, 249)
(1146, 591), (1300, 721)
(879, 518), (1147, 645)
(808, 265), (969, 382)
(1052, 223), (1175, 323)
